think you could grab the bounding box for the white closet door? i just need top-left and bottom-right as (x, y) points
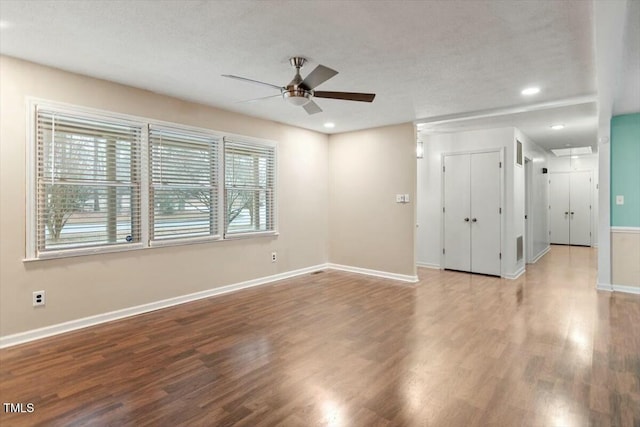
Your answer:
(444, 154), (471, 272)
(470, 151), (501, 276)
(549, 173), (570, 244)
(569, 171), (591, 246)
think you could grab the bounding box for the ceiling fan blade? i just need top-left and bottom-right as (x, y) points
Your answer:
(314, 91), (376, 102)
(237, 94), (282, 103)
(300, 65), (338, 90)
(303, 100), (323, 115)
(221, 74), (283, 91)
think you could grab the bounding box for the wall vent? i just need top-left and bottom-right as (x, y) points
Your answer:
(516, 235), (524, 261)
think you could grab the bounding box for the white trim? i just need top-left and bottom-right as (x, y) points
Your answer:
(0, 264), (326, 349)
(611, 226), (640, 234)
(25, 99), (37, 259)
(327, 263), (419, 283)
(597, 283), (640, 295)
(416, 262), (441, 269)
(23, 233), (280, 262)
(224, 231), (279, 240)
(415, 95), (596, 127)
(503, 266), (526, 280)
(140, 124), (150, 246)
(24, 242), (146, 262)
(530, 245), (550, 264)
(149, 235), (222, 248)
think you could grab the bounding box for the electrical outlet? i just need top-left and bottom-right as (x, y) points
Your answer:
(33, 290), (45, 307)
(271, 252), (277, 263)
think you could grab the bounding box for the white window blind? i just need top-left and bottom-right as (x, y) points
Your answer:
(35, 108), (142, 253)
(150, 127), (219, 241)
(224, 138), (276, 235)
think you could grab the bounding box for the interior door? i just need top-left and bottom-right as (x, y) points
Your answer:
(569, 171), (591, 246)
(549, 172), (570, 244)
(443, 154), (471, 272)
(470, 151), (501, 276)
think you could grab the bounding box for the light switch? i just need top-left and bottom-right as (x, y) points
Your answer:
(616, 195), (624, 205)
(404, 194), (410, 203)
(396, 194), (403, 203)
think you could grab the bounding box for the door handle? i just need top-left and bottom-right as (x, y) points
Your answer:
(464, 217), (470, 222)
(472, 218), (477, 222)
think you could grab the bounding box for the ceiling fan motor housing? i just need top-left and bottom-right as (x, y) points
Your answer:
(284, 57), (311, 105)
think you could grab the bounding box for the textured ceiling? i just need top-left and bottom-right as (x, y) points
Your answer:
(0, 0), (602, 149)
(614, 0), (640, 115)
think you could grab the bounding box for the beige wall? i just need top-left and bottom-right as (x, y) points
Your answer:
(611, 230), (640, 288)
(0, 56), (330, 336)
(328, 124), (417, 276)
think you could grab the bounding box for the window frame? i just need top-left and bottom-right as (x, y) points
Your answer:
(223, 136), (278, 238)
(25, 99), (278, 261)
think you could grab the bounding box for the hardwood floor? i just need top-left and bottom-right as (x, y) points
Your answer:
(1, 246), (639, 426)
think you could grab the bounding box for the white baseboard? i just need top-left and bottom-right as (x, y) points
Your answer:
(0, 262), (422, 348)
(530, 246), (550, 264)
(503, 266), (526, 280)
(597, 282), (640, 295)
(327, 263), (419, 283)
(0, 264), (326, 349)
(416, 262), (441, 269)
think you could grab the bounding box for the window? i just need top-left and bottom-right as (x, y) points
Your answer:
(224, 138), (276, 235)
(28, 101), (277, 259)
(35, 108), (142, 254)
(150, 127), (219, 242)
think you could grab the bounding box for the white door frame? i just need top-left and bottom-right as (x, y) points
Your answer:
(524, 157), (534, 263)
(440, 147), (505, 277)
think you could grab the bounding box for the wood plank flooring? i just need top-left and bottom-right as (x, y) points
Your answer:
(1, 246), (639, 426)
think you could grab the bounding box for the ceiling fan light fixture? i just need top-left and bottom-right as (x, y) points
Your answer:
(283, 89), (310, 106)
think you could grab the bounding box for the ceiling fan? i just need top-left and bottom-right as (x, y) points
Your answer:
(222, 57), (376, 115)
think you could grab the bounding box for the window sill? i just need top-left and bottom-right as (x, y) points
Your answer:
(223, 231), (279, 240)
(24, 243), (147, 262)
(149, 235), (222, 248)
(23, 232), (279, 262)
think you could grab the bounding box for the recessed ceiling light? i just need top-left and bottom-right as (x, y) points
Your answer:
(551, 124), (565, 130)
(324, 122), (335, 129)
(521, 87), (540, 96)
